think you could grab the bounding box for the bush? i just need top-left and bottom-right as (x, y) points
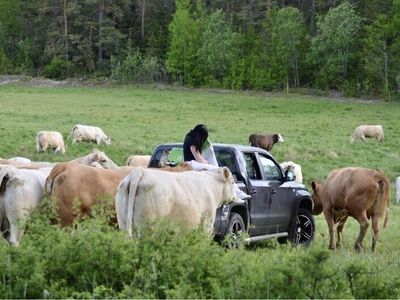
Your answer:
(1, 201), (400, 298)
(110, 49), (165, 84)
(42, 58), (74, 80)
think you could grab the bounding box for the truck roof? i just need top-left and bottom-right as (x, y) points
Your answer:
(153, 142), (271, 155)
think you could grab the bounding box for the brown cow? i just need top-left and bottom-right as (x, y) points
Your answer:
(45, 162), (133, 226)
(311, 167), (390, 252)
(249, 133), (284, 151)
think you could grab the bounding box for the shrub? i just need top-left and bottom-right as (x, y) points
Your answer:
(110, 49), (165, 84)
(42, 58), (74, 80)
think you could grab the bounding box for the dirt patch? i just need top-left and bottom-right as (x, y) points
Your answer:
(0, 75), (89, 88)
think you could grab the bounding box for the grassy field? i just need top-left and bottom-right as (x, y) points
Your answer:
(0, 84), (400, 298)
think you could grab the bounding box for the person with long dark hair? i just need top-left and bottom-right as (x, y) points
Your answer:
(183, 124), (214, 164)
(183, 124), (250, 200)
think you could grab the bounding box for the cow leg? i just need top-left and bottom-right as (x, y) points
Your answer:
(8, 223), (22, 247)
(371, 215), (381, 252)
(336, 216), (348, 249)
(354, 212), (369, 253)
(323, 210), (336, 250)
(54, 146), (62, 154)
(361, 136), (367, 142)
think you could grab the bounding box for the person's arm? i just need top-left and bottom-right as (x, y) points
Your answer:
(190, 145), (208, 164)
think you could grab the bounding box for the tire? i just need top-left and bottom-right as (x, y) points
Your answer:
(225, 213), (246, 249)
(288, 208), (315, 246)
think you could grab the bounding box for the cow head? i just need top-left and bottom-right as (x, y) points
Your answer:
(104, 136), (111, 145)
(220, 167), (238, 204)
(311, 180), (323, 215)
(276, 134), (284, 143)
(91, 149), (119, 169)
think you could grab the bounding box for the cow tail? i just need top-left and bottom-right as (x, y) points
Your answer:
(45, 163), (68, 196)
(115, 174), (132, 232)
(376, 173), (390, 228)
(35, 132), (41, 152)
(126, 168), (143, 238)
(66, 126), (78, 140)
(0, 166), (14, 194)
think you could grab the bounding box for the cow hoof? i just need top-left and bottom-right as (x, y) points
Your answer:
(355, 244), (363, 253)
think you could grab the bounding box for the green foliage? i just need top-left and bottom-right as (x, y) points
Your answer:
(110, 48), (164, 84)
(0, 49), (11, 74)
(166, 0), (203, 85)
(268, 7), (307, 90)
(42, 58), (74, 80)
(309, 2), (363, 90)
(196, 9), (238, 87)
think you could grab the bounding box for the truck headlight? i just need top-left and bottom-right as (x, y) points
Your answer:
(221, 205), (230, 221)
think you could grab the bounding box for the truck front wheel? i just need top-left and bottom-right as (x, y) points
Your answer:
(289, 208), (315, 246)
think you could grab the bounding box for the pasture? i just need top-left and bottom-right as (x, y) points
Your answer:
(0, 84), (400, 298)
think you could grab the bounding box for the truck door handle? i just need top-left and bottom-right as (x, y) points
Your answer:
(250, 189), (257, 195)
(271, 189), (277, 195)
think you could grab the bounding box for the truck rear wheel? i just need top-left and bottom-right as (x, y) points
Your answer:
(225, 213), (246, 249)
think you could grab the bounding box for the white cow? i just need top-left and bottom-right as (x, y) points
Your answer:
(280, 161), (303, 183)
(126, 155), (151, 168)
(71, 124), (111, 145)
(396, 177), (400, 204)
(350, 125), (384, 143)
(72, 148), (119, 169)
(36, 131), (66, 154)
(0, 165), (52, 246)
(7, 157), (32, 164)
(116, 167), (237, 237)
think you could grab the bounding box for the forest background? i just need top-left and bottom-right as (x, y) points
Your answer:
(0, 0), (399, 100)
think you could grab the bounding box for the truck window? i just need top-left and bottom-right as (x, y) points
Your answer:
(242, 153), (261, 180)
(258, 155), (282, 181)
(215, 150), (240, 180)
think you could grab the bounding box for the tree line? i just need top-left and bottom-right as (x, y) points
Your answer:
(0, 0), (399, 99)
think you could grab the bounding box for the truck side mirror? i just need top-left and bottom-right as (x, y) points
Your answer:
(285, 170), (295, 181)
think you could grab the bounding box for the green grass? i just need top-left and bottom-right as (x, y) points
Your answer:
(0, 84), (400, 298)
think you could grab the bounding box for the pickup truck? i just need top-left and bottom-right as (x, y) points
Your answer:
(148, 143), (315, 246)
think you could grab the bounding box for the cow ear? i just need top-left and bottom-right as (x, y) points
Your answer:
(222, 167), (231, 181)
(311, 180), (318, 192)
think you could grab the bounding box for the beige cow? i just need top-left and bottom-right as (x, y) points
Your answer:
(115, 167), (237, 237)
(350, 125), (384, 143)
(126, 155), (151, 168)
(36, 131), (66, 154)
(0, 165), (52, 246)
(71, 124), (111, 145)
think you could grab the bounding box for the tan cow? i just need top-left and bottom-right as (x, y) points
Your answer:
(311, 167), (390, 252)
(350, 125), (384, 143)
(36, 131), (66, 154)
(116, 167), (237, 238)
(126, 155), (151, 168)
(45, 162), (133, 226)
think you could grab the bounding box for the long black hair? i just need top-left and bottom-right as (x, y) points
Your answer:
(184, 124), (209, 151)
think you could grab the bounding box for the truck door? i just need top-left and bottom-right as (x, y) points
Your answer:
(257, 154), (293, 232)
(242, 152), (269, 236)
